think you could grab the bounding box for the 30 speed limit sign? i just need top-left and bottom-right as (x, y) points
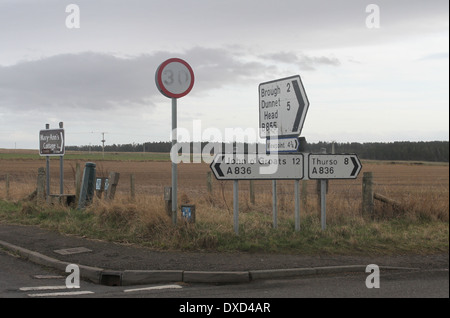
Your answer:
(155, 58), (194, 99)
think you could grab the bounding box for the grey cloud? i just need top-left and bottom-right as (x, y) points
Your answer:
(259, 52), (341, 71)
(0, 52), (160, 111)
(0, 47), (274, 112)
(184, 47), (276, 91)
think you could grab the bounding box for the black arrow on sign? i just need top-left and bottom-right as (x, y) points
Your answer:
(214, 155), (225, 177)
(350, 156), (359, 177)
(291, 80), (306, 133)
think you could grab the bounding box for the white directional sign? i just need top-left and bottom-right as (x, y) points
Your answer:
(39, 129), (65, 156)
(259, 75), (309, 138)
(211, 153), (304, 180)
(266, 136), (300, 153)
(308, 154), (362, 179)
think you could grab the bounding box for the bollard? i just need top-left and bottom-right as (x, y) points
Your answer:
(78, 162), (96, 209)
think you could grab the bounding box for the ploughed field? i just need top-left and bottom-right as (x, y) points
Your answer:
(1, 149), (448, 212)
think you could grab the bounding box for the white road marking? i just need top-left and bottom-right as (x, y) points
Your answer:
(53, 247), (92, 255)
(20, 285), (69, 291)
(20, 284), (94, 297)
(124, 284), (182, 293)
(33, 275), (65, 279)
(28, 291), (94, 297)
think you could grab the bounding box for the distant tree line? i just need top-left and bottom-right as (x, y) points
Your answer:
(66, 140), (449, 162)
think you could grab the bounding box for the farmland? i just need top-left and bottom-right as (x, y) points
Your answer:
(0, 149), (448, 254)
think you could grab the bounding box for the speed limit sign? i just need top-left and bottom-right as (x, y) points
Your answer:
(155, 58), (194, 226)
(155, 58), (194, 99)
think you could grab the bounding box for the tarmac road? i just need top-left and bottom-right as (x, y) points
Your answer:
(1, 248), (448, 300)
(0, 223), (448, 299)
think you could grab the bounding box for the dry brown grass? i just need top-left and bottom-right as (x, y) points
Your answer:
(1, 154), (448, 252)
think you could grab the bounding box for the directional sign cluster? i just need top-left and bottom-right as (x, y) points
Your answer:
(210, 74), (363, 181)
(210, 153), (362, 180)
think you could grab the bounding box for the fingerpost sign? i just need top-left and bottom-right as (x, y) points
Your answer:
(259, 75), (309, 138)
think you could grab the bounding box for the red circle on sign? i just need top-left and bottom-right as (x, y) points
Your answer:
(155, 58), (195, 99)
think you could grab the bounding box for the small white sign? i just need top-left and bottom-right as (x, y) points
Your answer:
(266, 136), (300, 153)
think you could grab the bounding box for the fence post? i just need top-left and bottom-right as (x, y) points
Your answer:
(75, 162), (81, 202)
(5, 174), (10, 200)
(105, 172), (120, 201)
(362, 172), (374, 215)
(36, 167), (46, 202)
(206, 171), (212, 194)
(130, 174), (135, 201)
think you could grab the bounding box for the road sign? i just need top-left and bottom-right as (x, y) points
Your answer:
(266, 136), (300, 153)
(155, 58), (194, 99)
(210, 153), (304, 180)
(39, 129), (65, 156)
(308, 154), (362, 179)
(155, 58), (194, 225)
(259, 75), (309, 138)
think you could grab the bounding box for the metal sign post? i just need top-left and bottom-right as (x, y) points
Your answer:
(171, 97), (177, 225)
(211, 153), (305, 234)
(45, 124), (50, 202)
(233, 180), (239, 235)
(39, 123), (65, 201)
(259, 74), (309, 232)
(156, 58), (194, 225)
(59, 122), (64, 195)
(308, 153), (362, 230)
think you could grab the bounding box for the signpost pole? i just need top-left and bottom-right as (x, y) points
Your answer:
(155, 58), (194, 226)
(59, 122), (64, 195)
(233, 180), (239, 235)
(321, 179), (327, 230)
(295, 179), (300, 231)
(320, 148), (327, 230)
(272, 180), (277, 229)
(172, 97), (177, 225)
(45, 124), (50, 203)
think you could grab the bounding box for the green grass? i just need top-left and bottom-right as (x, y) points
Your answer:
(0, 198), (448, 255)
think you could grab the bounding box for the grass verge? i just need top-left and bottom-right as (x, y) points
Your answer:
(0, 191), (448, 255)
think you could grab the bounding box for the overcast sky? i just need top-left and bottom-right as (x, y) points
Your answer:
(0, 0), (448, 149)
